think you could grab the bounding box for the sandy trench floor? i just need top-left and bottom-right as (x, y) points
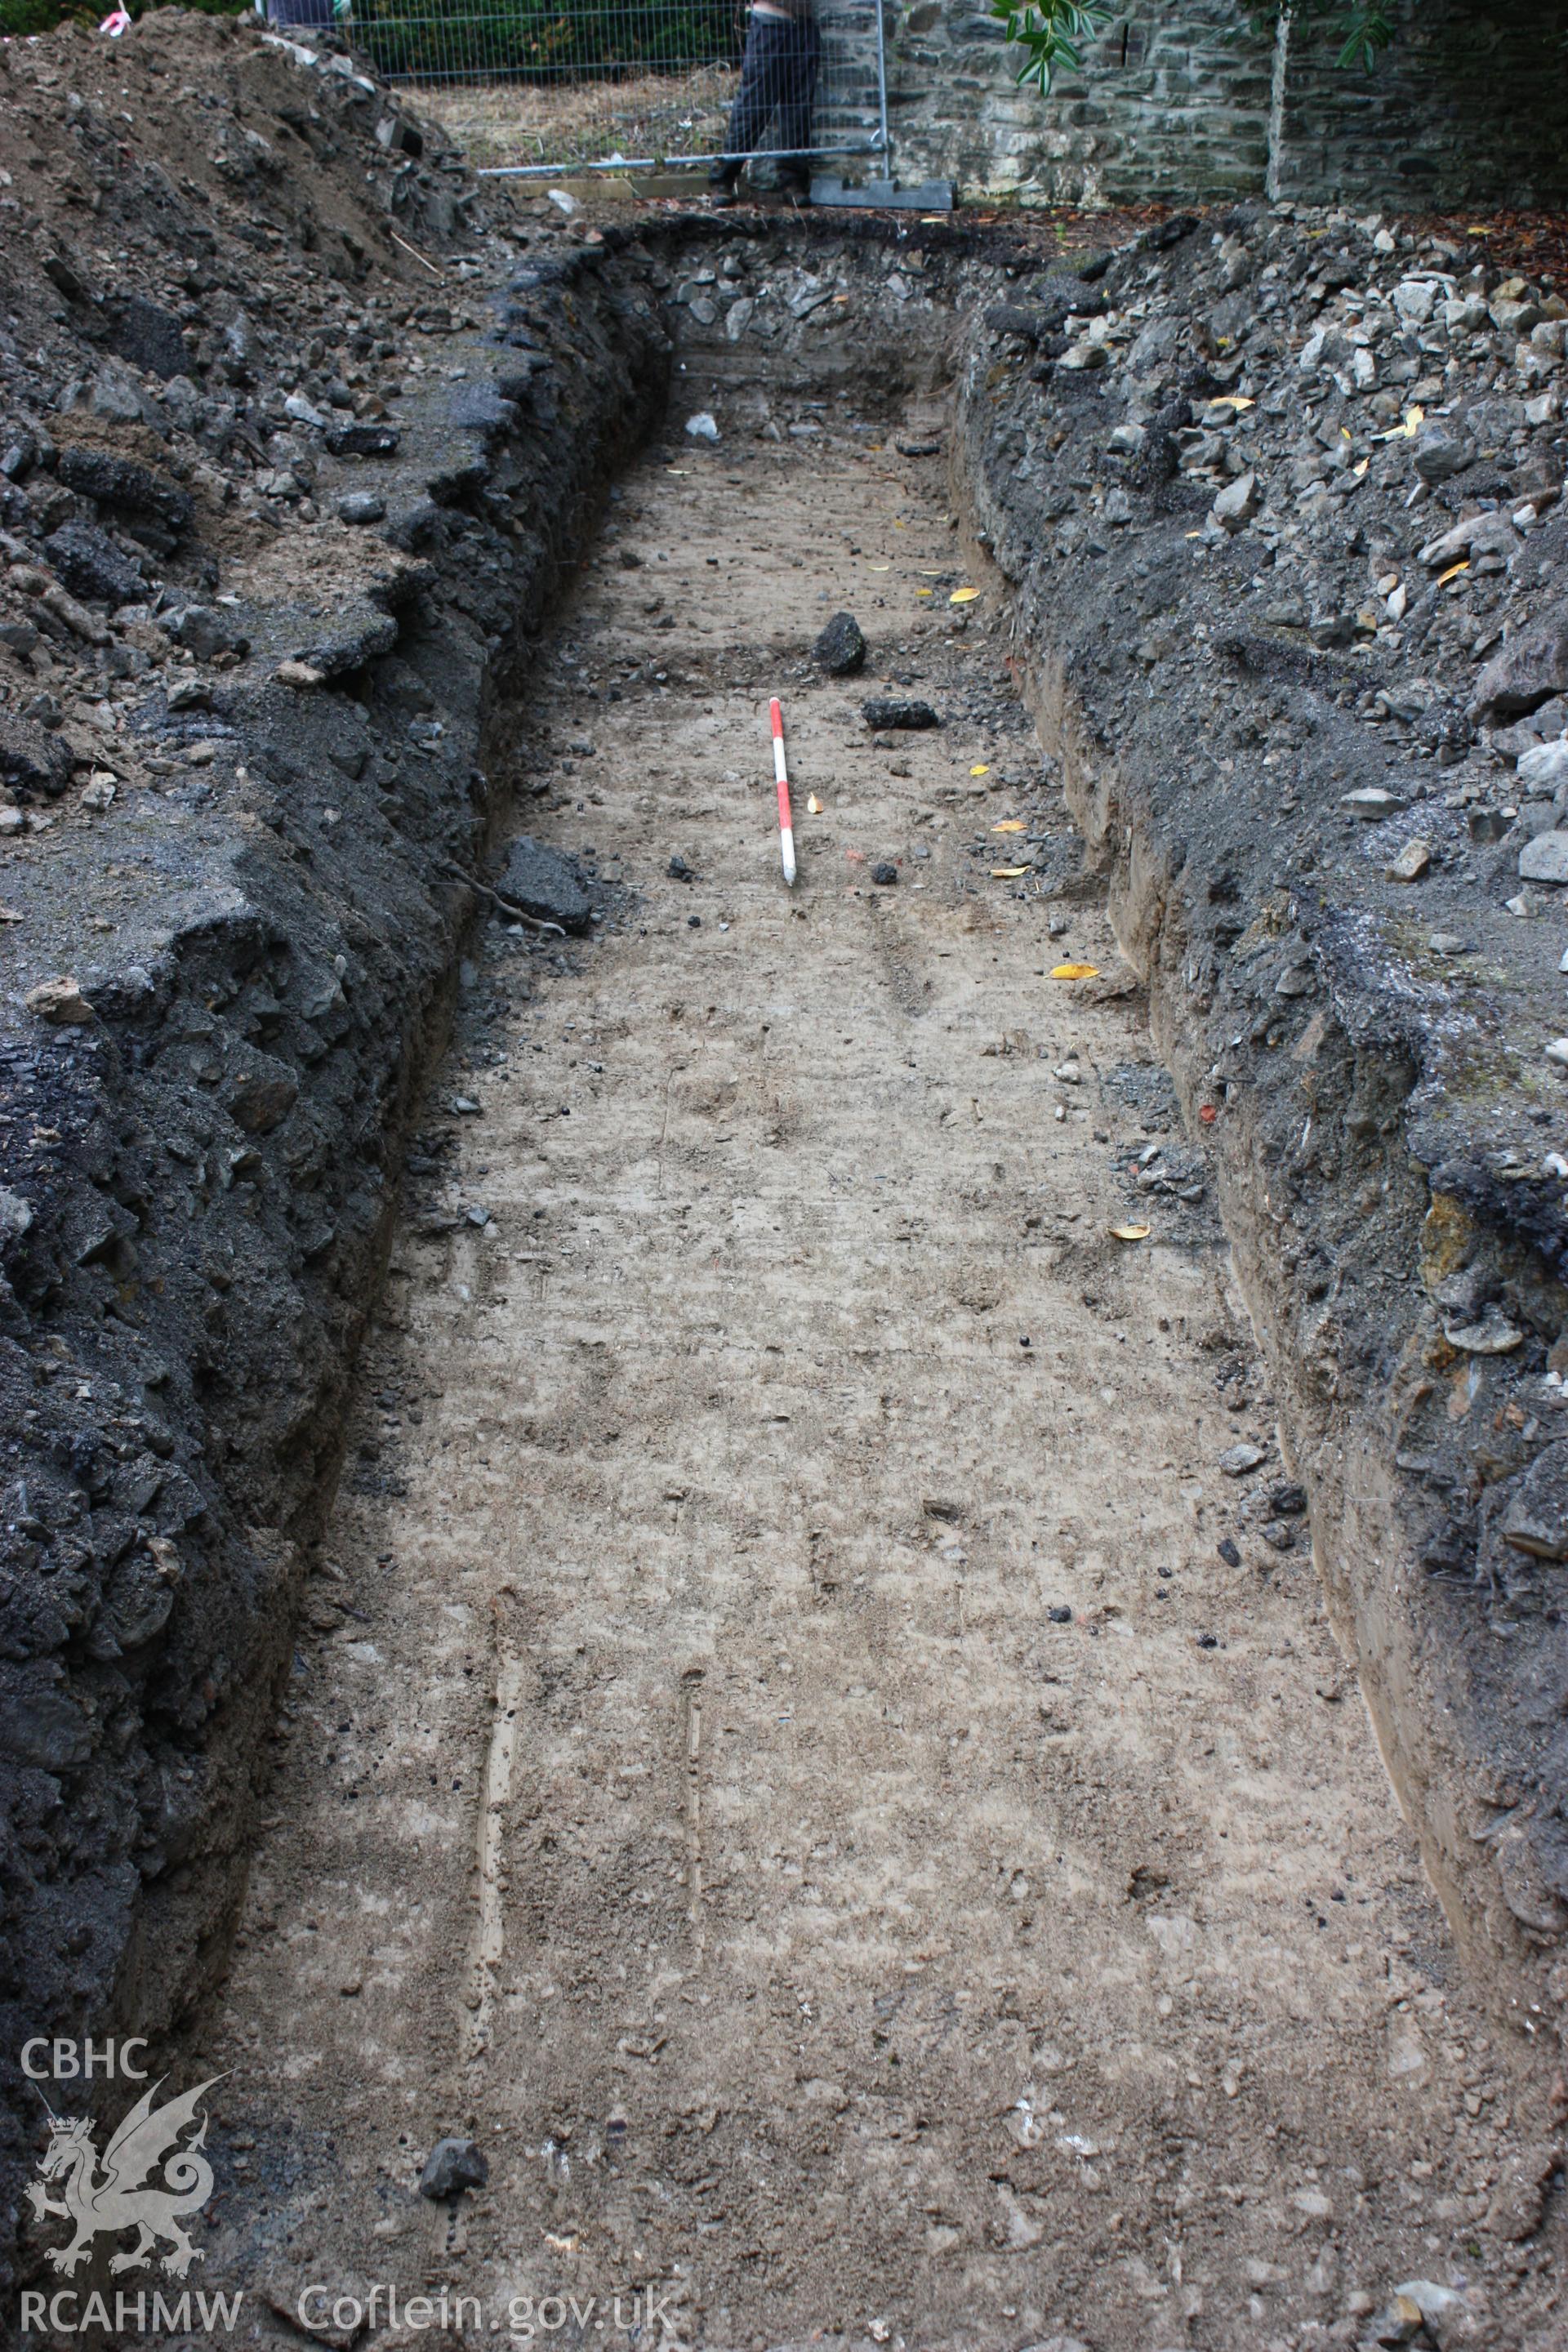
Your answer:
(187, 395), (1548, 2352)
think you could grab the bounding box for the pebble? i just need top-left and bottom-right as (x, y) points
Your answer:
(337, 492), (386, 525)
(417, 2136), (488, 2199)
(684, 412), (720, 443)
(871, 862), (898, 886)
(1218, 1442), (1265, 1477)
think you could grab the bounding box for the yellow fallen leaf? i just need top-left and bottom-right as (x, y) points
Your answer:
(868, 563), (891, 572)
(1437, 560), (1470, 586)
(1111, 1223), (1151, 1242)
(992, 818), (1025, 833)
(806, 793), (823, 814)
(1340, 425), (1352, 440)
(893, 519), (906, 529)
(971, 764), (991, 777)
(1352, 457), (1369, 478)
(991, 866), (1030, 879)
(916, 587), (933, 598)
(950, 586), (981, 604)
(1050, 963), (1099, 981)
(1210, 395), (1254, 411)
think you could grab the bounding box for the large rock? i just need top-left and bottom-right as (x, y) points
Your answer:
(105, 295), (188, 382)
(167, 604), (250, 661)
(1413, 424), (1471, 483)
(56, 447), (194, 532)
(813, 611), (866, 675)
(1518, 831), (1568, 884)
(862, 697), (938, 731)
(1499, 1442), (1568, 1561)
(1518, 738), (1568, 791)
(44, 523), (145, 608)
(0, 713), (74, 799)
(1475, 610), (1568, 719)
(501, 835), (594, 933)
(325, 421), (400, 458)
(1211, 470), (1258, 531)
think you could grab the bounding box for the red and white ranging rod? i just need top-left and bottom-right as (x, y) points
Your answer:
(769, 697), (795, 888)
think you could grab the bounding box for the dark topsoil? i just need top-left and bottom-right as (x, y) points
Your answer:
(5, 3), (1568, 2290)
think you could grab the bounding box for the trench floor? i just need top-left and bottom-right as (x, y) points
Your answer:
(195, 408), (1535, 2350)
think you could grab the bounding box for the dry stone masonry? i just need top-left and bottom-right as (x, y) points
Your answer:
(867, 0), (1568, 212)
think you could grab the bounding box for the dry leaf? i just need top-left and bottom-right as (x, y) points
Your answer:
(991, 866), (1030, 879)
(0, 906), (23, 924)
(1438, 560), (1470, 586)
(1111, 1223), (1151, 1242)
(992, 819), (1025, 833)
(971, 764), (991, 777)
(868, 563), (891, 572)
(950, 586), (981, 605)
(1049, 963), (1099, 981)
(916, 588), (933, 597)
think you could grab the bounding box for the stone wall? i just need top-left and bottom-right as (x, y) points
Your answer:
(1270, 0), (1568, 212)
(833, 0), (1568, 212)
(881, 0), (1272, 204)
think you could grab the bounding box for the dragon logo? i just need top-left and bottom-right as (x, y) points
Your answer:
(25, 2075), (221, 2279)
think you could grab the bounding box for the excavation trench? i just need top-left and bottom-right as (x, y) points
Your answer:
(182, 330), (1539, 2350)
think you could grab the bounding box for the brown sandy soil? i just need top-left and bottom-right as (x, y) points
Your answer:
(188, 402), (1554, 2351)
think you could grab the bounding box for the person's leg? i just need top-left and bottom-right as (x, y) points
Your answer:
(773, 19), (820, 195)
(709, 17), (786, 192)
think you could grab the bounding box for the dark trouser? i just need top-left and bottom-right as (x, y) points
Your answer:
(710, 14), (820, 190)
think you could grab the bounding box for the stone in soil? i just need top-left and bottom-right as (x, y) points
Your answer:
(813, 611), (866, 675)
(502, 835), (595, 932)
(417, 2137), (488, 2199)
(862, 697), (938, 730)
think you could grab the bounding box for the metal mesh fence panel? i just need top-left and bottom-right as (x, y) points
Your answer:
(341, 0), (885, 176)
